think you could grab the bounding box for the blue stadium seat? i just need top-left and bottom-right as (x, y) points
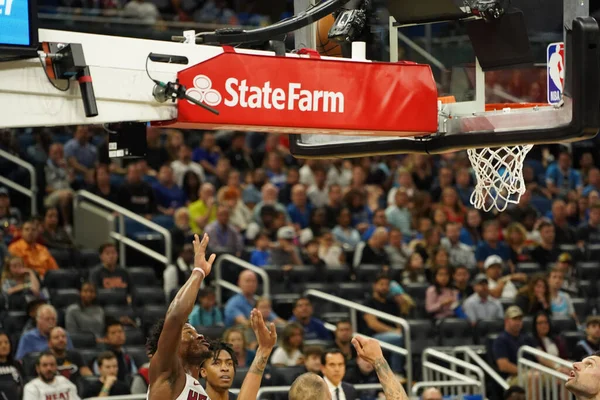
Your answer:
(516, 262), (542, 275)
(127, 346), (149, 367)
(134, 286), (166, 307)
(97, 289), (128, 306)
(128, 267), (158, 287)
(577, 262), (600, 280)
(530, 195), (552, 216)
(124, 328), (146, 346)
(439, 318), (473, 346)
(51, 289), (80, 310)
(355, 264), (384, 282)
(79, 349), (98, 368)
(141, 305), (169, 334)
(287, 265), (317, 283)
(408, 319), (437, 354)
(561, 331), (585, 360)
(80, 249), (101, 269)
(49, 248), (72, 268)
(104, 305), (136, 320)
(571, 298), (588, 321)
(44, 269), (81, 291)
(338, 282), (370, 302)
(550, 316), (577, 333)
(197, 326), (227, 341)
(474, 319), (504, 345)
(325, 265), (351, 283)
(578, 280), (597, 298)
(152, 214), (175, 230)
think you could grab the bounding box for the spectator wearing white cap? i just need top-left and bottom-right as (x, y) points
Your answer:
(463, 274), (504, 326)
(270, 226), (302, 269)
(485, 255), (528, 301)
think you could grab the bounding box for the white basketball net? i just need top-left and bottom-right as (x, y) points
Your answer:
(467, 145), (534, 212)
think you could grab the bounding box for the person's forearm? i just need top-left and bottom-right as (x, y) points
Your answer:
(237, 347), (272, 400)
(166, 269), (204, 322)
(373, 356), (408, 400)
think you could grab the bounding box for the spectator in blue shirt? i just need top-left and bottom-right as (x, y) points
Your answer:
(189, 287), (224, 328)
(16, 304), (74, 360)
(583, 168), (600, 197)
(153, 165), (187, 215)
(287, 184), (312, 229)
(545, 150), (582, 198)
(492, 306), (536, 385)
(250, 232), (271, 267)
(475, 220), (510, 271)
(192, 133), (220, 176)
(63, 125), (97, 182)
(288, 297), (332, 341)
(224, 270), (280, 327)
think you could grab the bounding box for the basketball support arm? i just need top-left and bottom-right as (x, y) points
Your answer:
(0, 16), (599, 152)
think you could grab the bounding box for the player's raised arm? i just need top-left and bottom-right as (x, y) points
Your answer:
(352, 336), (408, 400)
(149, 234), (215, 381)
(237, 309), (277, 400)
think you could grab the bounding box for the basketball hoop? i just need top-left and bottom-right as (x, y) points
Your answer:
(465, 103), (548, 212)
(467, 144), (533, 212)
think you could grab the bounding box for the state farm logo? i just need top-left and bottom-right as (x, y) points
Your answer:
(186, 75), (223, 107)
(186, 75), (345, 113)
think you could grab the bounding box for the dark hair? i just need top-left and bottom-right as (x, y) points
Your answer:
(538, 221), (553, 231)
(321, 348), (345, 366)
(335, 319), (352, 327)
(198, 340), (238, 371)
(104, 317), (123, 335)
(532, 312), (553, 350)
(503, 386), (525, 400)
(198, 287), (215, 299)
(433, 265), (452, 295)
(304, 346), (324, 359)
(97, 351), (117, 367)
(146, 318), (165, 356)
(36, 350), (55, 366)
(373, 274), (391, 284)
(294, 297), (311, 309)
(98, 242), (116, 254)
(0, 331), (14, 363)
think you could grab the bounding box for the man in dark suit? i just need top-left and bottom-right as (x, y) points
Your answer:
(321, 349), (358, 400)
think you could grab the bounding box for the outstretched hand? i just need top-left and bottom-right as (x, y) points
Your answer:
(352, 335), (384, 365)
(250, 308), (277, 351)
(193, 233), (216, 277)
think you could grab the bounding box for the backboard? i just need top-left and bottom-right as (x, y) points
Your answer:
(289, 0), (599, 159)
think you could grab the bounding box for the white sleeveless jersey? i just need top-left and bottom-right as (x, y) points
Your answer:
(148, 373), (210, 400)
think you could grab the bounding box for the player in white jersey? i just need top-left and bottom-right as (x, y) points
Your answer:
(146, 233), (277, 400)
(23, 351), (80, 400)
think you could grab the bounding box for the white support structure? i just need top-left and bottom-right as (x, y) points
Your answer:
(0, 29), (342, 129)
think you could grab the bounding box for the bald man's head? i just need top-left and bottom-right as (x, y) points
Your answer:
(422, 387), (443, 400)
(238, 270), (258, 297)
(289, 373), (331, 400)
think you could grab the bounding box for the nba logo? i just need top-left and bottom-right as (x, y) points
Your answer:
(547, 42), (564, 105)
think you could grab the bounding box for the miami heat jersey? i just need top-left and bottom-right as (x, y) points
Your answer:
(148, 373), (210, 400)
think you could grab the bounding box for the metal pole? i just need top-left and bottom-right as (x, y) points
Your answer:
(119, 214), (126, 268)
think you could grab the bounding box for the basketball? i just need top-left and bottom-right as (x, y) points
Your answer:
(316, 14), (343, 57)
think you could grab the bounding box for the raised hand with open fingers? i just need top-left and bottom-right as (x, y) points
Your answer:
(250, 308), (277, 350)
(193, 233), (216, 277)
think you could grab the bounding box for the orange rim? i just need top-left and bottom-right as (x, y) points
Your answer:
(485, 102), (549, 111)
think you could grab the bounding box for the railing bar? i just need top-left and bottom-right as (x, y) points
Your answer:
(0, 177), (32, 197)
(110, 232), (168, 264)
(519, 359), (569, 381)
(77, 190), (172, 264)
(422, 362), (480, 384)
(0, 149), (37, 215)
(454, 346), (509, 390)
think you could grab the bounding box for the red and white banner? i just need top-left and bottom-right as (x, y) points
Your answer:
(169, 47), (438, 136)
